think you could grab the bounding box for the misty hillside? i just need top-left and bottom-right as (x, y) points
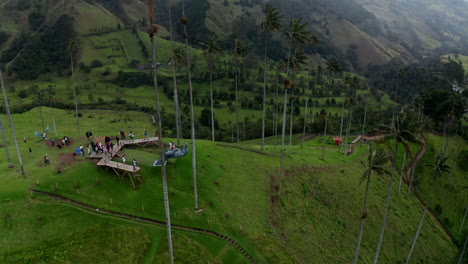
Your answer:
(0, 0), (467, 76)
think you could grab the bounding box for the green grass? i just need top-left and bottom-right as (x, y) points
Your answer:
(0, 108), (463, 263)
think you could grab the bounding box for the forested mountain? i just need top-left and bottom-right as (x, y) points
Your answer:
(0, 0), (467, 76)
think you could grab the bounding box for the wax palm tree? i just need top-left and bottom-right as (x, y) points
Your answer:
(0, 115), (12, 168)
(167, 2), (182, 145)
(147, 0), (173, 262)
(47, 85), (58, 136)
(343, 75), (359, 156)
(180, 0), (198, 209)
(259, 3), (282, 150)
(321, 58), (342, 160)
(353, 144), (392, 264)
(405, 152), (450, 264)
(233, 39), (246, 143)
(373, 110), (423, 264)
(68, 39), (80, 136)
(391, 67), (407, 127)
(200, 36), (221, 142)
(0, 63), (24, 175)
(279, 17), (311, 195)
(288, 50), (307, 154)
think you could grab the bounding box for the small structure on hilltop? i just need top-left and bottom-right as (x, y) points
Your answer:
(88, 136), (159, 189)
(333, 137), (342, 146)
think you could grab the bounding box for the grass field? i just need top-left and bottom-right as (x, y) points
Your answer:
(0, 108), (464, 263)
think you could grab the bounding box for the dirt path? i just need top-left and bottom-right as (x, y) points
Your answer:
(30, 189), (257, 264)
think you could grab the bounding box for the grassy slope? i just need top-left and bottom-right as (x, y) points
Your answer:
(0, 109), (462, 263)
(441, 54), (468, 72)
(415, 134), (468, 243)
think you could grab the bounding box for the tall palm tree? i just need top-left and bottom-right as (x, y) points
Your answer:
(47, 85), (58, 136)
(353, 144), (392, 264)
(405, 152), (450, 264)
(0, 64), (24, 175)
(200, 36), (221, 142)
(0, 115), (13, 168)
(181, 0), (198, 209)
(343, 75), (359, 156)
(167, 2), (182, 146)
(321, 58), (342, 160)
(373, 110), (423, 264)
(147, 0), (173, 262)
(279, 17), (311, 195)
(233, 39), (246, 143)
(68, 39), (80, 136)
(288, 50), (307, 154)
(260, 3), (282, 150)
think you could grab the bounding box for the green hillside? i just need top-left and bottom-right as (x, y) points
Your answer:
(0, 108), (465, 263)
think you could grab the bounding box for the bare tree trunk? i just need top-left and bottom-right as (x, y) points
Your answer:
(0, 116), (13, 167)
(301, 98), (308, 149)
(373, 143), (398, 264)
(209, 62), (215, 141)
(274, 72), (279, 145)
(0, 67), (24, 175)
(353, 168), (372, 264)
(70, 52), (80, 136)
(344, 108), (353, 157)
(398, 151), (406, 193)
(288, 87), (294, 155)
(408, 162), (416, 193)
(361, 100), (367, 136)
(235, 54), (240, 143)
(168, 3), (181, 145)
(321, 101), (330, 160)
(50, 98), (58, 136)
(150, 33), (174, 264)
(457, 233), (468, 264)
(182, 0), (198, 209)
(405, 206), (427, 264)
(261, 38), (267, 149)
(459, 207), (468, 235)
(339, 102), (344, 152)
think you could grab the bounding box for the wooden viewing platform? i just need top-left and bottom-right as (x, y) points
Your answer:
(88, 136), (159, 189)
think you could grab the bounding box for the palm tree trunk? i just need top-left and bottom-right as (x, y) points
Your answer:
(38, 104), (45, 132)
(301, 98), (308, 149)
(0, 116), (13, 167)
(408, 165), (416, 193)
(279, 46), (291, 196)
(361, 100), (367, 136)
(353, 169), (372, 264)
(279, 87), (288, 196)
(457, 233), (468, 264)
(288, 87), (294, 155)
(344, 108), (353, 157)
(70, 52), (80, 136)
(274, 72), (279, 145)
(398, 151), (406, 193)
(261, 38), (267, 150)
(49, 97), (58, 136)
(150, 32), (174, 264)
(321, 113), (328, 160)
(339, 102), (344, 151)
(0, 67), (24, 175)
(182, 0), (198, 209)
(405, 205), (427, 264)
(235, 51), (240, 143)
(168, 3), (181, 145)
(311, 86), (316, 128)
(209, 62), (215, 141)
(373, 142), (398, 264)
(459, 207), (468, 235)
